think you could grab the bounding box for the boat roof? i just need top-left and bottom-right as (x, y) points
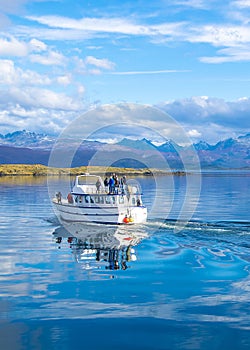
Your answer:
(76, 173), (102, 180)
(74, 173), (103, 187)
(76, 173), (99, 178)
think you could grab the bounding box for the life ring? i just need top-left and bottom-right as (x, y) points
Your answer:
(67, 193), (73, 204)
(123, 216), (134, 224)
(123, 216), (130, 224)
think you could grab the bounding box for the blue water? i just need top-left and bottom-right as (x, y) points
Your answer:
(0, 172), (249, 350)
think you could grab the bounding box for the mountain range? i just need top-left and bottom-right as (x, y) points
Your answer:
(0, 130), (249, 169)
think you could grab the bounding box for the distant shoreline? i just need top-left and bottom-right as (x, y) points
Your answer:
(0, 164), (187, 177)
(0, 164), (249, 177)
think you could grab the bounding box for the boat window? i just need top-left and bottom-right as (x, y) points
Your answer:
(95, 196), (104, 204)
(78, 196), (83, 203)
(85, 195), (90, 203)
(119, 196), (124, 204)
(132, 197), (136, 205)
(78, 176), (100, 185)
(106, 195), (117, 204)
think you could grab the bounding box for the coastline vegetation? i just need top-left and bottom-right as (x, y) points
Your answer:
(0, 164), (185, 177)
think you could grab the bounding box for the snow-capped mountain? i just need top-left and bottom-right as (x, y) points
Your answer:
(158, 140), (182, 153)
(0, 130), (249, 168)
(0, 130), (55, 149)
(193, 141), (212, 151)
(117, 137), (158, 151)
(193, 134), (250, 168)
(238, 133), (250, 144)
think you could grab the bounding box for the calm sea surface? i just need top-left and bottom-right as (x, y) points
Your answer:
(0, 172), (249, 350)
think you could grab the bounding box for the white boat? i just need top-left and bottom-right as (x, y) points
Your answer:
(53, 174), (147, 225)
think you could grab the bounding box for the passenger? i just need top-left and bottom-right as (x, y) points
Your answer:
(121, 176), (127, 194)
(120, 176), (126, 193)
(56, 191), (62, 204)
(96, 178), (101, 193)
(109, 176), (115, 194)
(122, 175), (127, 185)
(114, 175), (119, 194)
(104, 177), (109, 192)
(67, 193), (73, 204)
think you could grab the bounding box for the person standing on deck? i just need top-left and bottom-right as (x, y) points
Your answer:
(104, 177), (109, 192)
(96, 178), (101, 193)
(114, 175), (119, 194)
(109, 176), (115, 194)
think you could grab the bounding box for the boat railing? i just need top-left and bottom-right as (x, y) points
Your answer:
(73, 184), (137, 196)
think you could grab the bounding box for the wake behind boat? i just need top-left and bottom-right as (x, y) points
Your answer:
(53, 173), (147, 225)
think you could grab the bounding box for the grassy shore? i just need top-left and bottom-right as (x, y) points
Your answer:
(0, 164), (185, 176)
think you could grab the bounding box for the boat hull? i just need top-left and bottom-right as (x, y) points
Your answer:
(53, 201), (147, 225)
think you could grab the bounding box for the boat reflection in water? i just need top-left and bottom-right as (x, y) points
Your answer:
(53, 222), (148, 271)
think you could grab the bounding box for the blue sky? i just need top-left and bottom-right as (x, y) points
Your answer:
(0, 0), (250, 143)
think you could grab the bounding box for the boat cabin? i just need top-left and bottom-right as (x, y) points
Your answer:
(71, 174), (143, 208)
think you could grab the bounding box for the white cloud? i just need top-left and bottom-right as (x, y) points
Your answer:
(77, 84), (85, 95)
(110, 69), (190, 75)
(0, 94), (249, 143)
(0, 74), (86, 132)
(56, 74), (72, 85)
(188, 129), (202, 138)
(14, 26), (94, 41)
(0, 60), (16, 84)
(73, 55), (115, 75)
(189, 24), (250, 47)
(231, 0), (250, 8)
(87, 68), (102, 75)
(0, 106), (77, 135)
(85, 56), (115, 70)
(26, 14), (250, 49)
(0, 35), (47, 57)
(200, 46), (250, 63)
(29, 38), (47, 51)
(0, 59), (51, 85)
(25, 14), (188, 44)
(73, 56), (86, 72)
(0, 3), (250, 142)
(19, 68), (52, 85)
(23, 14), (250, 64)
(30, 50), (67, 66)
(86, 45), (102, 50)
(173, 0), (212, 9)
(157, 96), (250, 143)
(0, 36), (29, 56)
(0, 84), (83, 111)
(26, 15), (152, 36)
